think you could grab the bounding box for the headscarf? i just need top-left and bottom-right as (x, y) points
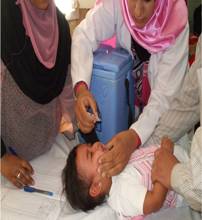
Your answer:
(121, 0), (188, 53)
(16, 0), (58, 69)
(1, 0), (71, 104)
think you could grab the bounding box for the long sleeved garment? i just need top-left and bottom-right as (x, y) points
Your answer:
(71, 0), (189, 145)
(1, 139), (6, 158)
(1, 61), (75, 161)
(171, 127), (202, 211)
(148, 35), (202, 211)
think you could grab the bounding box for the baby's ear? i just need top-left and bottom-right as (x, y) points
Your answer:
(89, 181), (102, 198)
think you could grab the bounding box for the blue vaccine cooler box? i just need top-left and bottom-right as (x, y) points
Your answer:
(90, 46), (134, 143)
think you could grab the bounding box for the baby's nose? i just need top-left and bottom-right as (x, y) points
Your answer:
(91, 143), (100, 151)
(96, 143), (104, 151)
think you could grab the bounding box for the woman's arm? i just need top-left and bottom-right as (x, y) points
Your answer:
(131, 23), (189, 145)
(171, 127), (202, 211)
(71, 0), (117, 88)
(71, 0), (118, 133)
(147, 36), (201, 146)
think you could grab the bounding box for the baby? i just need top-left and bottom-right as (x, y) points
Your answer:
(62, 138), (185, 218)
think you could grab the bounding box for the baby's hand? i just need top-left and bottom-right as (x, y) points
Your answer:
(160, 137), (174, 154)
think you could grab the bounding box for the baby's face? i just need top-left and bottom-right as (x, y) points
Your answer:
(76, 142), (106, 182)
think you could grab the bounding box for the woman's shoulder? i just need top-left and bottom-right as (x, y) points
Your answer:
(150, 22), (189, 61)
(94, 0), (122, 15)
(166, 22), (189, 54)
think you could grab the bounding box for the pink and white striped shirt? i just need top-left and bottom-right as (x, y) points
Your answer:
(108, 146), (178, 219)
(129, 146), (177, 209)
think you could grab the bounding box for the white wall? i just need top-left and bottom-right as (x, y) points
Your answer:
(78, 0), (95, 8)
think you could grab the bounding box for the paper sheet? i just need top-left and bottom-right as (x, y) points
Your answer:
(1, 187), (65, 220)
(1, 134), (71, 220)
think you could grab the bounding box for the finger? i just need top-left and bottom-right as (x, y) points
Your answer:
(161, 136), (170, 146)
(82, 97), (96, 115)
(13, 178), (24, 188)
(98, 149), (116, 164)
(105, 139), (114, 150)
(79, 117), (94, 128)
(79, 126), (94, 134)
(161, 136), (169, 142)
(97, 160), (115, 176)
(21, 160), (34, 175)
(161, 137), (173, 152)
(79, 121), (94, 134)
(85, 112), (97, 125)
(75, 102), (93, 126)
(16, 173), (28, 186)
(12, 173), (24, 188)
(98, 156), (126, 177)
(78, 105), (96, 126)
(19, 168), (35, 185)
(105, 163), (124, 177)
(160, 148), (171, 157)
(154, 149), (161, 158)
(88, 98), (98, 119)
(76, 109), (94, 127)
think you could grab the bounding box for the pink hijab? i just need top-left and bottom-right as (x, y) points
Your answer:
(16, 0), (58, 69)
(121, 0), (188, 53)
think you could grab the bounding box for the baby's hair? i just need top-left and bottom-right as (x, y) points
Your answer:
(62, 144), (105, 211)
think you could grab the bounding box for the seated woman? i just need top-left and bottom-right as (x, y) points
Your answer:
(1, 0), (75, 188)
(62, 138), (188, 218)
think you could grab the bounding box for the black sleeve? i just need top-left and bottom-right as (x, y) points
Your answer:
(193, 5), (201, 36)
(1, 138), (7, 157)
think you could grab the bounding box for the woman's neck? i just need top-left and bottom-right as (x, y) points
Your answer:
(30, 0), (49, 10)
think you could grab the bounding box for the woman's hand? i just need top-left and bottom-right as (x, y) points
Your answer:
(75, 85), (98, 134)
(97, 129), (140, 177)
(0, 154), (34, 188)
(160, 136), (174, 153)
(151, 137), (175, 186)
(152, 148), (179, 189)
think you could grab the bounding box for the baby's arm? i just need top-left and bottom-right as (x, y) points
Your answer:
(143, 182), (167, 214)
(143, 137), (173, 214)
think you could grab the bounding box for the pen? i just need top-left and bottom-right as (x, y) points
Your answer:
(24, 186), (53, 196)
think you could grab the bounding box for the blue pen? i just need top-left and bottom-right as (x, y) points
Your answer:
(24, 186), (53, 196)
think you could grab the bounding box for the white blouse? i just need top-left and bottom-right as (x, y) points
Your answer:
(71, 0), (189, 145)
